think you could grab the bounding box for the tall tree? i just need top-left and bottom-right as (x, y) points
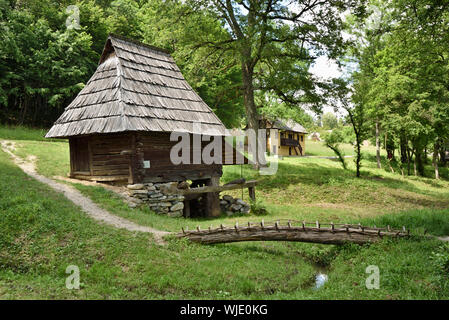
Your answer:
(332, 78), (367, 177)
(349, 0), (449, 179)
(186, 0), (366, 165)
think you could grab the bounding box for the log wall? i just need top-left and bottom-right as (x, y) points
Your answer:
(69, 132), (247, 184)
(138, 132), (224, 183)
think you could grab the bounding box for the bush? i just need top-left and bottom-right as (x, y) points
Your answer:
(250, 200), (268, 216)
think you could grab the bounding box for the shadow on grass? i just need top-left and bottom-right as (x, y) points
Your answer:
(225, 160), (447, 199)
(365, 153), (449, 182)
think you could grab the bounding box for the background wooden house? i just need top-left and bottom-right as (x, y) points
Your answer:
(260, 118), (307, 156)
(46, 35), (242, 187)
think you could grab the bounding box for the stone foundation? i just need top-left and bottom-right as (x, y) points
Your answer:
(220, 195), (251, 216)
(127, 182), (185, 217)
(127, 183), (251, 218)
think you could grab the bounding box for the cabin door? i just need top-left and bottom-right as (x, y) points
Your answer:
(71, 137), (91, 174)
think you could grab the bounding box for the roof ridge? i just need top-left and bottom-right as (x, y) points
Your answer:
(108, 34), (172, 55)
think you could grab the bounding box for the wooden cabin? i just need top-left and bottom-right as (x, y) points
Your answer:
(46, 35), (243, 186)
(260, 118), (307, 156)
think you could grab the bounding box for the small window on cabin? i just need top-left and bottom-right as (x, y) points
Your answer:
(301, 135), (304, 142)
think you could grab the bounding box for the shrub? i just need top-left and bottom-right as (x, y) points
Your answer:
(250, 200), (268, 216)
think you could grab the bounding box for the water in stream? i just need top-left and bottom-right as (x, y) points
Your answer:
(314, 273), (328, 289)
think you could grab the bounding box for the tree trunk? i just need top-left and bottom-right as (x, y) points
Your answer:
(433, 141), (440, 180)
(400, 135), (408, 164)
(407, 147), (413, 176)
(375, 121), (381, 169)
(413, 155), (417, 176)
(423, 147), (428, 164)
(356, 136), (362, 178)
(241, 62), (263, 168)
(415, 148), (424, 176)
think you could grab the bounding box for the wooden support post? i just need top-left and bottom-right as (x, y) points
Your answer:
(184, 199), (191, 218)
(206, 176), (221, 217)
(248, 186), (256, 201)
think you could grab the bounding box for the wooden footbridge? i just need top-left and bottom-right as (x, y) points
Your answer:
(177, 220), (410, 245)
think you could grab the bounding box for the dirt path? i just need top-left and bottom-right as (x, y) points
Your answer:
(0, 140), (171, 245)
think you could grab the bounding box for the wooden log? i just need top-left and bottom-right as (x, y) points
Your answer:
(224, 178), (246, 186)
(178, 225), (409, 245)
(162, 180), (258, 195)
(73, 175), (128, 182)
(206, 176), (221, 217)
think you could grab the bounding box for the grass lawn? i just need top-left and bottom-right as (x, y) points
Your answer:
(305, 139), (359, 156)
(1, 126), (449, 299)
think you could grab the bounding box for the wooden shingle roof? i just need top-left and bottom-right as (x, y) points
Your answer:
(271, 118), (307, 134)
(46, 35), (227, 138)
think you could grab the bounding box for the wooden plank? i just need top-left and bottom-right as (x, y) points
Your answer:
(88, 138), (93, 176)
(72, 171), (90, 175)
(128, 133), (135, 185)
(92, 169), (130, 176)
(134, 133), (145, 184)
(163, 180), (258, 195)
(92, 164), (130, 170)
(92, 159), (130, 166)
(92, 154), (128, 160)
(73, 175), (128, 182)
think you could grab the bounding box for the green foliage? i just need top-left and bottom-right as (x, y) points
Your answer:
(339, 126), (356, 144)
(0, 0), (246, 127)
(258, 92), (314, 129)
(431, 243), (449, 275)
(323, 129), (348, 170)
(0, 0), (97, 126)
(322, 112), (339, 130)
(348, 0), (449, 178)
(249, 199), (268, 216)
